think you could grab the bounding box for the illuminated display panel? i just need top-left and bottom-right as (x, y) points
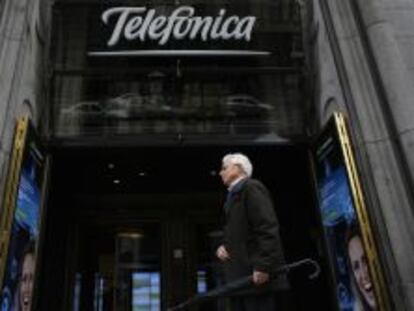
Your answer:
(0, 118), (47, 311)
(313, 113), (389, 311)
(132, 272), (160, 311)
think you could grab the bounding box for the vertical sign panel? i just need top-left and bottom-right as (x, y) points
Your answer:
(0, 117), (47, 311)
(313, 112), (389, 311)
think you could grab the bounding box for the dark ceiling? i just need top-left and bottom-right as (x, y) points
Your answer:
(50, 144), (309, 195)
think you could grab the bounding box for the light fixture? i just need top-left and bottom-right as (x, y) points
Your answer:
(117, 232), (143, 239)
(113, 179), (121, 184)
(108, 163), (115, 169)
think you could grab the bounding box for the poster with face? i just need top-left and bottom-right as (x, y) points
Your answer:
(0, 121), (46, 311)
(314, 119), (377, 311)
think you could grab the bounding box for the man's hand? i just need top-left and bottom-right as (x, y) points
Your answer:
(252, 270), (270, 286)
(216, 245), (230, 261)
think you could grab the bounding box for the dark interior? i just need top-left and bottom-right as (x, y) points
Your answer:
(35, 144), (334, 311)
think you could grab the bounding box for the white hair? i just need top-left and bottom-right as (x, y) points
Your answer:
(222, 153), (253, 177)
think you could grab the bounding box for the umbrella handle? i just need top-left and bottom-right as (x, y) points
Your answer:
(306, 258), (321, 280)
(279, 258), (321, 280)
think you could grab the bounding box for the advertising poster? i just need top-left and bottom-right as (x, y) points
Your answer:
(0, 122), (46, 311)
(315, 121), (378, 311)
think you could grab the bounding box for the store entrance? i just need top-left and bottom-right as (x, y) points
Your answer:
(64, 215), (221, 311)
(35, 144), (333, 311)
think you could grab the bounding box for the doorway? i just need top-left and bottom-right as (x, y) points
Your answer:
(35, 144), (333, 310)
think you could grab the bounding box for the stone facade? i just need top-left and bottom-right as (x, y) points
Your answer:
(310, 0), (414, 309)
(0, 0), (50, 206)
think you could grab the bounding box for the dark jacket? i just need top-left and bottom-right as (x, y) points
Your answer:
(222, 178), (289, 293)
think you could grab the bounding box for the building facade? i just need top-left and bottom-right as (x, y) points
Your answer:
(0, 0), (414, 310)
(309, 1), (414, 310)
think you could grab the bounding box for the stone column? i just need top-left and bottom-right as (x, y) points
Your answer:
(0, 0), (32, 206)
(0, 0), (49, 208)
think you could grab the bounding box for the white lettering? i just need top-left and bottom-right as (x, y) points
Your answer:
(101, 6), (257, 46)
(220, 16), (240, 40)
(138, 9), (155, 41)
(161, 6), (192, 45)
(124, 16), (143, 40)
(236, 16), (256, 41)
(173, 8), (194, 40)
(102, 7), (146, 46)
(210, 9), (226, 39)
(190, 16), (213, 41)
(148, 16), (167, 41)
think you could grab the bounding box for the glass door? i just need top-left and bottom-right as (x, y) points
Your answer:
(70, 219), (224, 311)
(114, 230), (161, 311)
(72, 223), (162, 311)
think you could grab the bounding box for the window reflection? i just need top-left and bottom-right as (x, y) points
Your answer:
(54, 72), (303, 138)
(52, 0), (305, 139)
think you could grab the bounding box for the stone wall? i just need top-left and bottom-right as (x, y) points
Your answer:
(0, 0), (50, 208)
(310, 0), (414, 309)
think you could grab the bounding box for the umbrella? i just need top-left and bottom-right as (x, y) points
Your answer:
(167, 258), (320, 311)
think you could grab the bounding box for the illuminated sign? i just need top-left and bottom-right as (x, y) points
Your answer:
(0, 118), (47, 311)
(103, 6), (256, 46)
(89, 6), (269, 57)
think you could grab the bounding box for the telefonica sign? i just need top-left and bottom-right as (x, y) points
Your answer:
(88, 6), (271, 57)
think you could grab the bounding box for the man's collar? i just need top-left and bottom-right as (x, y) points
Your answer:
(228, 176), (248, 192)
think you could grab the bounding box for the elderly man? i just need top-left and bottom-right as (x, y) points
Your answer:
(216, 153), (289, 311)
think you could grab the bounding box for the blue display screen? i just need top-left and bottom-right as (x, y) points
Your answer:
(315, 126), (377, 311)
(319, 166), (356, 227)
(131, 272), (160, 311)
(0, 130), (45, 311)
(317, 164), (356, 310)
(15, 164), (41, 236)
